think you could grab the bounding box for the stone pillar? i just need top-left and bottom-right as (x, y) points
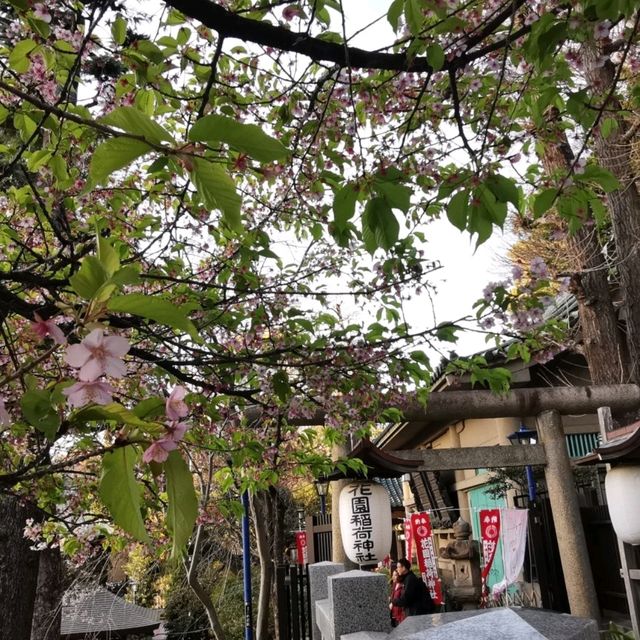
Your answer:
(537, 410), (600, 621)
(316, 570), (390, 640)
(308, 562), (344, 640)
(331, 443), (357, 569)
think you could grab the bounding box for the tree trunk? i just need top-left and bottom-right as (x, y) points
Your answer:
(0, 494), (40, 640)
(185, 524), (226, 640)
(534, 107), (627, 385)
(30, 546), (63, 640)
(251, 490), (275, 640)
(584, 44), (640, 384)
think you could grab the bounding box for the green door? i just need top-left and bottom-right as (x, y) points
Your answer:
(468, 485), (505, 592)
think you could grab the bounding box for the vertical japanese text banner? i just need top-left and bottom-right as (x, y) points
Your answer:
(479, 508), (501, 596)
(295, 530), (308, 565)
(403, 517), (414, 562)
(410, 512), (443, 605)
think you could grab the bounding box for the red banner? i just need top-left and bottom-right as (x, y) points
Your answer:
(295, 530), (307, 565)
(410, 512), (443, 605)
(479, 508), (501, 596)
(403, 518), (414, 563)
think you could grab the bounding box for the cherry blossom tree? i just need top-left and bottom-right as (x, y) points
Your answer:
(2, 0), (640, 638)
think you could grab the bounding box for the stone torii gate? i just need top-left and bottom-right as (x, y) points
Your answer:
(295, 384), (640, 623)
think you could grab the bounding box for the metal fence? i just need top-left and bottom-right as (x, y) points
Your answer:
(276, 563), (311, 640)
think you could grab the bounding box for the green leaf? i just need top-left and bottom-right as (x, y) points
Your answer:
(362, 197), (399, 253)
(165, 450), (198, 558)
(333, 183), (359, 228)
(111, 14), (127, 45)
(533, 188), (558, 217)
(387, 0), (404, 30)
(189, 114), (289, 163)
(468, 205), (493, 247)
(97, 235), (120, 277)
(99, 446), (150, 543)
(9, 39), (37, 73)
(70, 403), (163, 433)
(435, 323), (459, 343)
(69, 256), (108, 299)
(404, 0), (423, 35)
(485, 174), (519, 207)
(190, 158), (242, 233)
(272, 370), (291, 402)
(99, 107), (175, 145)
(374, 179), (411, 213)
(446, 190), (469, 231)
(107, 293), (200, 341)
(90, 137), (152, 185)
(601, 117), (618, 139)
(579, 165), (620, 193)
(426, 43), (445, 71)
(21, 389), (60, 439)
(110, 265), (140, 287)
(132, 397), (165, 420)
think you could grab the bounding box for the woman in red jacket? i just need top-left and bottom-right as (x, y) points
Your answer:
(389, 568), (407, 627)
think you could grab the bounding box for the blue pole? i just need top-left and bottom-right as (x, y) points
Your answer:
(525, 465), (536, 503)
(242, 491), (253, 640)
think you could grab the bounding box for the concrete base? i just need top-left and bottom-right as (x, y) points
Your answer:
(387, 607), (597, 640)
(309, 562), (345, 640)
(317, 570), (390, 640)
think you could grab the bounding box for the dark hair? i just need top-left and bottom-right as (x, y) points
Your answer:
(397, 558), (411, 570)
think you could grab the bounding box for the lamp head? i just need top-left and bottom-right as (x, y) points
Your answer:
(507, 423), (538, 445)
(315, 475), (330, 497)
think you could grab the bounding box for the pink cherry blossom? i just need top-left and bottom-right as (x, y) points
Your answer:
(166, 421), (189, 442)
(142, 437), (178, 464)
(0, 396), (10, 426)
(166, 386), (189, 420)
(142, 420), (189, 465)
(32, 313), (66, 345)
(33, 4), (52, 23)
(594, 21), (610, 40)
(282, 5), (304, 21)
(64, 329), (130, 381)
(62, 380), (115, 407)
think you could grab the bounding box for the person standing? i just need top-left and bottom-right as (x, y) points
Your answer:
(389, 568), (406, 627)
(391, 558), (434, 616)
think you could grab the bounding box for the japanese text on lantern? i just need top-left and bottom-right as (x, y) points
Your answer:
(348, 483), (375, 564)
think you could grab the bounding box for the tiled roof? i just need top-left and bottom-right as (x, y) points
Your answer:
(375, 476), (404, 508)
(61, 585), (162, 639)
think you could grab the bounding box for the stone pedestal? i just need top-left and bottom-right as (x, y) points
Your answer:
(437, 518), (482, 609)
(316, 569), (390, 640)
(309, 562), (345, 640)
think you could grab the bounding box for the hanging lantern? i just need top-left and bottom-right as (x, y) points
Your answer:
(339, 481), (392, 565)
(605, 466), (640, 544)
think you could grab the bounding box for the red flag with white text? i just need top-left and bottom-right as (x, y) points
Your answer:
(403, 517), (414, 562)
(295, 530), (307, 565)
(479, 508), (501, 597)
(410, 512), (443, 605)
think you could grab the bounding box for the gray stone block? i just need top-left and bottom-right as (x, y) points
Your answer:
(328, 570), (391, 640)
(389, 607), (598, 640)
(341, 632), (388, 640)
(309, 562), (345, 640)
(316, 598), (333, 640)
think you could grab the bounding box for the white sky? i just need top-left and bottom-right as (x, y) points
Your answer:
(342, 2), (511, 358)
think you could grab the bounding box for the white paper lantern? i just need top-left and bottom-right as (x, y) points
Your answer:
(339, 481), (392, 565)
(605, 466), (640, 544)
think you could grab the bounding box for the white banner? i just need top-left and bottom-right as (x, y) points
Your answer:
(491, 508), (528, 598)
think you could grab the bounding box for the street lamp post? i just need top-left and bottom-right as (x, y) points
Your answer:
(507, 424), (538, 503)
(315, 475), (330, 515)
